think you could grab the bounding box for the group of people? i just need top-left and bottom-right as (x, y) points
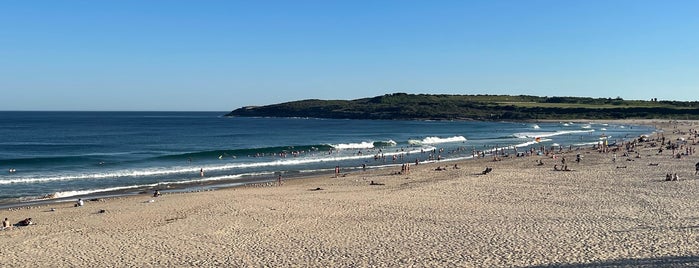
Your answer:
(666, 173), (681, 181)
(1, 217), (33, 230)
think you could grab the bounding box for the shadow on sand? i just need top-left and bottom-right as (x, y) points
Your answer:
(527, 255), (699, 268)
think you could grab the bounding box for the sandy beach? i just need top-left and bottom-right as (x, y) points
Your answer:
(2, 120), (699, 267)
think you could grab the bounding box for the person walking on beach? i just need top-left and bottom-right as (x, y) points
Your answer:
(277, 174), (283, 186)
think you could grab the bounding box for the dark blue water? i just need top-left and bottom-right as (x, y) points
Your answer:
(0, 111), (655, 204)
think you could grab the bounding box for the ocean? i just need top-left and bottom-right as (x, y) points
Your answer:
(0, 111), (655, 206)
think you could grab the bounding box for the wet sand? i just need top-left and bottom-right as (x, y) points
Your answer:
(2, 120), (699, 267)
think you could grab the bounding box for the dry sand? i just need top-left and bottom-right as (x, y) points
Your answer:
(2, 120), (699, 267)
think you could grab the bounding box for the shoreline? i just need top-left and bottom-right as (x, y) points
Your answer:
(1, 120), (660, 209)
(4, 119), (697, 267)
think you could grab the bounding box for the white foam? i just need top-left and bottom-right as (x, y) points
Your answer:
(410, 136), (467, 145)
(514, 138), (553, 148)
(43, 173), (269, 199)
(513, 130), (594, 139)
(1, 145), (438, 186)
(332, 141), (375, 149)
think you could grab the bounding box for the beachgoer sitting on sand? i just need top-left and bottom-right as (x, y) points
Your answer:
(673, 173), (680, 181)
(536, 159), (544, 166)
(481, 167), (493, 175)
(554, 165), (559, 171)
(153, 190), (161, 197)
(15, 218), (33, 227)
(453, 164), (460, 169)
(75, 198), (84, 207)
(2, 217), (11, 230)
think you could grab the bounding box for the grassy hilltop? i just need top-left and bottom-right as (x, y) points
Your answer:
(226, 93), (699, 120)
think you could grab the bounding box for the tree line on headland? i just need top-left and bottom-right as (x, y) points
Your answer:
(225, 93), (699, 121)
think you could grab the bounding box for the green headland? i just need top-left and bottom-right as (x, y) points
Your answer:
(226, 93), (699, 120)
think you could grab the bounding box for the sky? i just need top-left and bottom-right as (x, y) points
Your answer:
(1, 0), (697, 111)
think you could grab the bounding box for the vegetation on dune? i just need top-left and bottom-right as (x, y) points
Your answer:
(226, 93), (699, 120)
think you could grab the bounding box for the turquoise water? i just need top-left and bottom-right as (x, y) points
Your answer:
(0, 112), (655, 204)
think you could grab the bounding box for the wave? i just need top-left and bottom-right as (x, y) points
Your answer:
(42, 172), (274, 200)
(513, 130), (594, 139)
(513, 138), (553, 148)
(408, 136), (467, 145)
(331, 140), (398, 149)
(374, 140), (398, 147)
(331, 142), (375, 149)
(532, 124), (540, 129)
(156, 144), (334, 161)
(0, 145), (435, 186)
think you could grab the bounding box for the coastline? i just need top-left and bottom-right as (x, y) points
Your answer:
(3, 119), (698, 267)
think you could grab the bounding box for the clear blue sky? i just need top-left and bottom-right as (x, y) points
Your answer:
(1, 1), (697, 111)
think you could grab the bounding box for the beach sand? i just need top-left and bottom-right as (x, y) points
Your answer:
(2, 120), (699, 267)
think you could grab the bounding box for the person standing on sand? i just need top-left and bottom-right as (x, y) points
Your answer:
(695, 161), (699, 175)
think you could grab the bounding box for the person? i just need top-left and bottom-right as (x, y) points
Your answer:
(200, 168), (204, 177)
(2, 217), (11, 230)
(695, 161), (699, 175)
(76, 198), (84, 207)
(153, 190), (161, 197)
(16, 218), (33, 226)
(277, 174), (283, 186)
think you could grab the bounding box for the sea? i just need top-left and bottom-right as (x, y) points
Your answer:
(0, 111), (656, 207)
